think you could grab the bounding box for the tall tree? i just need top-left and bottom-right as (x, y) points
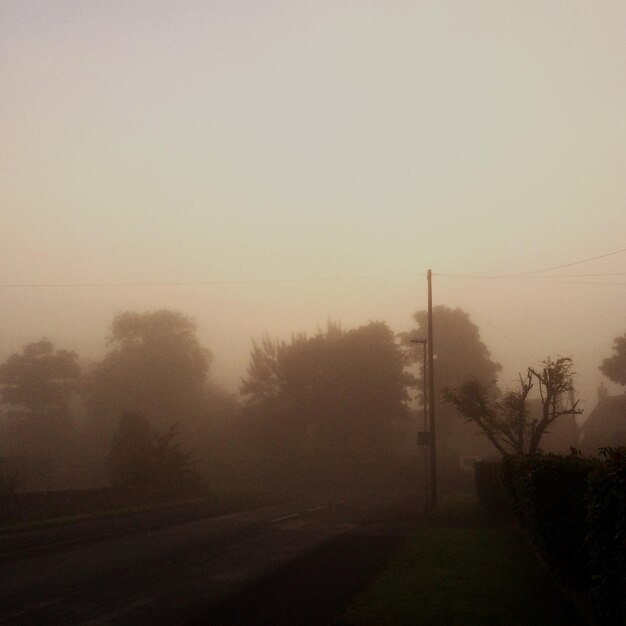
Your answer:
(0, 340), (81, 489)
(87, 310), (211, 433)
(403, 306), (501, 455)
(240, 321), (413, 484)
(600, 332), (626, 386)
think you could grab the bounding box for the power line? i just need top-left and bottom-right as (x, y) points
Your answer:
(2, 247), (625, 289)
(436, 275), (626, 286)
(3, 272), (626, 290)
(522, 272), (626, 278)
(512, 246), (626, 276)
(435, 246), (626, 280)
(436, 273), (626, 281)
(0, 273), (424, 289)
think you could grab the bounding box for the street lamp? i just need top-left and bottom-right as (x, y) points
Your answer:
(410, 337), (429, 513)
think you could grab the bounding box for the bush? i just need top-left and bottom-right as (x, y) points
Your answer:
(501, 453), (595, 589)
(108, 413), (202, 492)
(586, 448), (626, 624)
(502, 450), (626, 623)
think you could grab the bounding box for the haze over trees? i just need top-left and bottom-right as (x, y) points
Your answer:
(444, 357), (582, 455)
(0, 310), (239, 491)
(404, 306), (502, 465)
(0, 340), (81, 489)
(600, 332), (626, 386)
(84, 309), (239, 489)
(87, 310), (212, 433)
(0, 303), (595, 496)
(240, 321), (413, 487)
(108, 412), (196, 491)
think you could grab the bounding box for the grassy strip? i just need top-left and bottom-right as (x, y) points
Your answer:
(342, 500), (583, 626)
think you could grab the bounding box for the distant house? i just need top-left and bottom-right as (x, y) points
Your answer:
(581, 382), (626, 455)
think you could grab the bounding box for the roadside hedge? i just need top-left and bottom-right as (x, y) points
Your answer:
(499, 449), (626, 624)
(501, 454), (594, 589)
(586, 448), (626, 624)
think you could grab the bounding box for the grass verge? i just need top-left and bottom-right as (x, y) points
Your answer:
(341, 498), (584, 626)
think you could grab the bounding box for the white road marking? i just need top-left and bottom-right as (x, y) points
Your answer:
(305, 505), (328, 513)
(268, 513), (299, 524)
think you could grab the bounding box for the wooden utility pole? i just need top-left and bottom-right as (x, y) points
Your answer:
(427, 269), (437, 507)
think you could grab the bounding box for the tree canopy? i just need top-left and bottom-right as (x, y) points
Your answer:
(240, 321), (413, 483)
(0, 340), (80, 415)
(87, 310), (212, 432)
(405, 306), (501, 393)
(0, 340), (81, 489)
(403, 306), (501, 454)
(600, 332), (626, 386)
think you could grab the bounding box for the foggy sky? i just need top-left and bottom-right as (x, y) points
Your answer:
(1, 0), (625, 417)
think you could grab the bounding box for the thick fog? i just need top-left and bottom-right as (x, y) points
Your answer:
(1, 1), (625, 472)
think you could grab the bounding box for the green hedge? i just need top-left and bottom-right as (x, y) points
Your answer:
(500, 450), (626, 624)
(586, 448), (626, 624)
(501, 454), (594, 589)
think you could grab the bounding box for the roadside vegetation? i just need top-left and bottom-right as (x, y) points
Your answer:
(342, 497), (584, 626)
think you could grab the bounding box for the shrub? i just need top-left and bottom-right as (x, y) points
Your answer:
(502, 450), (626, 623)
(501, 453), (595, 589)
(108, 413), (202, 492)
(586, 447), (626, 624)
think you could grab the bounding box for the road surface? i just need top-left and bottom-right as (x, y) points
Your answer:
(1, 488), (418, 624)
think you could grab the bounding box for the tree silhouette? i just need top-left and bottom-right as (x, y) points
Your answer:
(108, 413), (196, 490)
(87, 310), (211, 433)
(240, 321), (413, 484)
(0, 340), (80, 489)
(0, 340), (80, 415)
(444, 357), (582, 455)
(403, 306), (501, 455)
(600, 332), (626, 386)
(108, 412), (154, 489)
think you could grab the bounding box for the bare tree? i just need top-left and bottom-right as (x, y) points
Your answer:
(443, 357), (582, 455)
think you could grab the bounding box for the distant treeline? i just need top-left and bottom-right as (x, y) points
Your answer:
(4, 306), (618, 498)
(0, 310), (423, 494)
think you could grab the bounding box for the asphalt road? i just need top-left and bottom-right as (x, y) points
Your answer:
(1, 488), (418, 625)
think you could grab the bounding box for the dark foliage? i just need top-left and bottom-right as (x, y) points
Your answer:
(501, 453), (594, 590)
(0, 340), (81, 489)
(600, 333), (626, 386)
(0, 340), (80, 413)
(586, 447), (626, 624)
(87, 310), (211, 433)
(502, 450), (626, 623)
(402, 306), (501, 464)
(108, 412), (200, 491)
(445, 357), (581, 455)
(240, 321), (413, 486)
